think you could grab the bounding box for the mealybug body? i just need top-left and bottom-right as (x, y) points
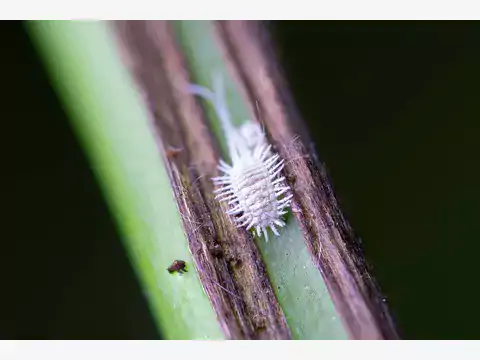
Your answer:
(187, 75), (293, 241)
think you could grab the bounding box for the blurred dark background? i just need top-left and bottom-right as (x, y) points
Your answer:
(3, 21), (480, 339)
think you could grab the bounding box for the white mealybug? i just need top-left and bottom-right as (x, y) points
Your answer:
(187, 75), (293, 241)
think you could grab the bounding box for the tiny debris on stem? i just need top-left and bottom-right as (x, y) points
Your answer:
(166, 146), (183, 159)
(167, 260), (188, 275)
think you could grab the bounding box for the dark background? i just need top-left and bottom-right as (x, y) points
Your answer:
(3, 21), (480, 339)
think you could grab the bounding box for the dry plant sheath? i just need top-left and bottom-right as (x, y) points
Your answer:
(216, 21), (398, 339)
(114, 20), (398, 339)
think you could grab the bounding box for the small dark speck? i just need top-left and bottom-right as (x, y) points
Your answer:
(167, 260), (187, 275)
(210, 243), (223, 257)
(166, 146), (183, 159)
(229, 257), (241, 268)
